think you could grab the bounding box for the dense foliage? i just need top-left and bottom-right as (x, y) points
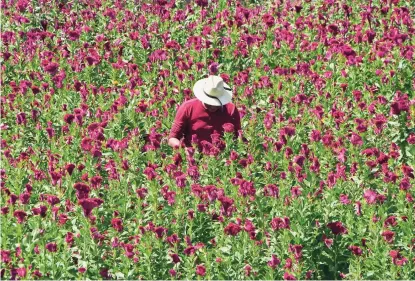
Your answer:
(1, 0), (414, 279)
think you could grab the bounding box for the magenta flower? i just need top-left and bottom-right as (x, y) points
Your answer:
(270, 217), (290, 231)
(267, 254), (281, 269)
(170, 253), (181, 264)
(13, 210), (27, 224)
(264, 184), (279, 198)
(327, 221), (348, 235)
(43, 62), (59, 74)
(67, 30), (81, 41)
(32, 205), (47, 217)
(79, 198), (102, 217)
(348, 245), (363, 256)
(19, 192), (30, 204)
(289, 244), (303, 261)
(283, 272), (296, 280)
(0, 250), (11, 263)
(384, 216), (398, 228)
(222, 122), (235, 133)
(390, 250), (408, 266)
(224, 222), (241, 236)
(111, 218), (123, 232)
(195, 264), (206, 276)
(382, 230), (395, 243)
(339, 194), (351, 204)
(363, 189), (378, 204)
(73, 182), (90, 200)
(45, 242), (57, 252)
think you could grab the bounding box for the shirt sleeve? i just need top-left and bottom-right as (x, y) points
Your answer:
(231, 106), (242, 137)
(169, 103), (188, 140)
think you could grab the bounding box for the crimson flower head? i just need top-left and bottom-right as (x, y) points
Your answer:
(79, 198), (102, 217)
(289, 244), (303, 261)
(170, 253), (181, 264)
(390, 250), (408, 266)
(43, 62), (59, 75)
(267, 254), (281, 269)
(46, 194), (60, 206)
(73, 182), (90, 200)
(195, 264), (206, 276)
(363, 189), (378, 204)
(1, 250), (11, 263)
(348, 245), (363, 256)
(111, 218), (123, 232)
(13, 210), (27, 224)
(283, 272), (296, 280)
(64, 114), (75, 124)
(208, 62), (219, 75)
(327, 221), (348, 235)
(32, 205), (48, 217)
(154, 226), (167, 239)
(382, 230), (395, 243)
(45, 242), (57, 252)
(68, 30), (81, 41)
(65, 163), (76, 175)
(222, 123), (235, 133)
(270, 217), (290, 231)
(224, 222), (242, 236)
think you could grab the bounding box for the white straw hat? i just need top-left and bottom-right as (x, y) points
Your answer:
(193, 75), (233, 106)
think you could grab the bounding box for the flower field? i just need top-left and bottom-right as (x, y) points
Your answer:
(1, 0), (415, 279)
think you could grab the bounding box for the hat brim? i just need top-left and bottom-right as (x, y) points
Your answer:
(193, 78), (232, 106)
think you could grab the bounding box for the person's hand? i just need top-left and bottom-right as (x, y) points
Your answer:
(168, 137), (181, 149)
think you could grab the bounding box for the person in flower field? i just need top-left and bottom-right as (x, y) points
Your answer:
(168, 75), (241, 149)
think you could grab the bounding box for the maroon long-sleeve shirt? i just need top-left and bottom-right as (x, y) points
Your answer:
(169, 98), (241, 147)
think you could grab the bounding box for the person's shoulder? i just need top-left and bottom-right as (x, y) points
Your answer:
(181, 98), (199, 107)
(225, 102), (237, 112)
(177, 98), (199, 116)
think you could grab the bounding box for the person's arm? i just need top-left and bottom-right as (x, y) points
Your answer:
(231, 105), (248, 143)
(168, 103), (188, 149)
(232, 105), (242, 138)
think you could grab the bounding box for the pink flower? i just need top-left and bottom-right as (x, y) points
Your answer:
(244, 264), (252, 276)
(327, 221), (348, 235)
(73, 182), (90, 200)
(43, 62), (59, 74)
(289, 244), (303, 261)
(79, 198), (103, 217)
(224, 222), (242, 236)
(13, 210), (27, 223)
(222, 123), (235, 133)
(264, 184), (279, 198)
(170, 253), (180, 264)
(390, 250), (408, 266)
(67, 30), (81, 41)
(267, 254), (281, 269)
(339, 194), (351, 204)
(45, 242), (57, 252)
(111, 218), (123, 232)
(16, 267), (26, 278)
(384, 216), (398, 228)
(382, 230), (395, 243)
(208, 62), (219, 75)
(32, 205), (48, 217)
(1, 250), (11, 263)
(350, 132), (363, 146)
(169, 269), (176, 277)
(348, 245), (363, 256)
(195, 264), (206, 276)
(270, 217), (290, 231)
(283, 272), (296, 280)
(363, 189), (378, 204)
